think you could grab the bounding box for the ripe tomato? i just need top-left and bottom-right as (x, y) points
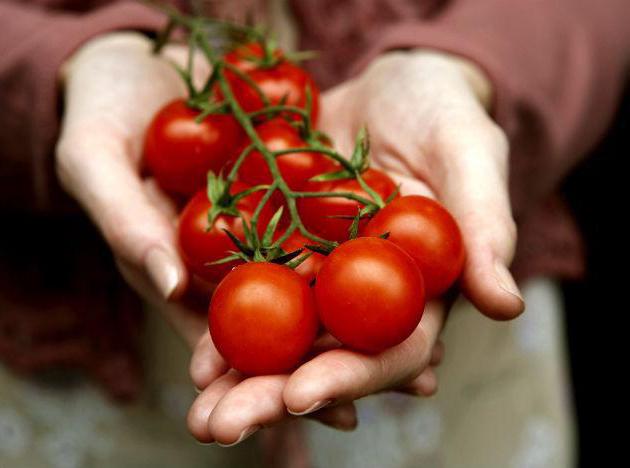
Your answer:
(281, 231), (325, 284)
(177, 182), (273, 285)
(362, 195), (465, 299)
(235, 118), (336, 191)
(209, 262), (319, 375)
(223, 43), (320, 123)
(144, 99), (245, 198)
(314, 237), (425, 353)
(297, 168), (398, 242)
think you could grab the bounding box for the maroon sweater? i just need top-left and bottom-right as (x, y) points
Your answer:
(1, 0), (629, 398)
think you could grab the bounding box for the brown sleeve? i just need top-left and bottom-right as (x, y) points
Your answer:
(0, 1), (165, 212)
(294, 0), (630, 216)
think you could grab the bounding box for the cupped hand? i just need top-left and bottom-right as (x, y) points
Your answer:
(321, 49), (524, 320)
(56, 32), (209, 346)
(187, 301), (445, 445)
(186, 49), (524, 444)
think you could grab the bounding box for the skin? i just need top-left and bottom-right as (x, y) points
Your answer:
(57, 33), (523, 445)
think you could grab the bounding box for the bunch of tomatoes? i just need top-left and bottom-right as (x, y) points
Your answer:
(143, 17), (465, 376)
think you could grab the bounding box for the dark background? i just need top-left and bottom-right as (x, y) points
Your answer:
(562, 87), (628, 467)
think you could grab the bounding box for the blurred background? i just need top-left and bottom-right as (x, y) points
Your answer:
(561, 85), (628, 468)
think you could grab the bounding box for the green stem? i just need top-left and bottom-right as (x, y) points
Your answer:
(271, 222), (297, 248)
(231, 184), (270, 203)
(250, 182), (278, 239)
(356, 172), (385, 208)
(292, 191), (374, 206)
(223, 62), (271, 107)
(272, 147), (354, 172)
(247, 105), (307, 119)
(180, 16), (384, 255)
(227, 144), (255, 182)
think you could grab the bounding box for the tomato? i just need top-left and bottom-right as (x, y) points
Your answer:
(297, 168), (398, 242)
(235, 118), (336, 191)
(177, 182), (273, 285)
(281, 231), (326, 284)
(362, 195), (465, 299)
(144, 99), (245, 198)
(209, 262), (319, 375)
(314, 237), (425, 353)
(223, 43), (320, 123)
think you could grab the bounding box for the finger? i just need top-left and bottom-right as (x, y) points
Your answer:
(396, 367), (438, 397)
(142, 177), (179, 223)
(208, 375), (289, 446)
(187, 370), (242, 443)
(190, 331), (230, 390)
(284, 301), (445, 415)
(429, 339), (445, 367)
(56, 131), (187, 301)
(432, 115), (524, 320)
(207, 378), (359, 446)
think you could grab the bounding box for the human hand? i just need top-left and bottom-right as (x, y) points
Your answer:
(187, 301), (446, 445)
(186, 49), (521, 444)
(321, 49), (524, 320)
(56, 32), (208, 346)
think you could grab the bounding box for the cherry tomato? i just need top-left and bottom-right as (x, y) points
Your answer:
(297, 168), (398, 242)
(223, 43), (320, 123)
(362, 195), (465, 299)
(177, 182), (273, 285)
(235, 118), (336, 190)
(144, 99), (245, 198)
(281, 231), (325, 284)
(314, 237), (425, 353)
(209, 262), (319, 375)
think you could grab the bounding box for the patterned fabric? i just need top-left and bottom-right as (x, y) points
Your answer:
(0, 279), (575, 468)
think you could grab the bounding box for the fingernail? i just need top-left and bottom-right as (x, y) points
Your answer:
(494, 260), (523, 301)
(145, 247), (180, 299)
(196, 440), (215, 446)
(217, 425), (261, 447)
(288, 399), (333, 416)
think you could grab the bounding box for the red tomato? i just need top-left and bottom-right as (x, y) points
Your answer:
(223, 43), (320, 123)
(177, 182), (273, 285)
(235, 118), (336, 190)
(297, 169), (398, 242)
(209, 262), (319, 375)
(314, 237), (425, 353)
(281, 231), (326, 284)
(144, 99), (245, 198)
(362, 195), (464, 299)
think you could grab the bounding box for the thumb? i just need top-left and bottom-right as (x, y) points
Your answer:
(433, 116), (524, 320)
(56, 125), (187, 300)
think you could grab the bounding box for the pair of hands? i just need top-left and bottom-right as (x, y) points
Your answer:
(56, 33), (524, 445)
